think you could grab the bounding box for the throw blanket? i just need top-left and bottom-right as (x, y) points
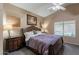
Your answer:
(28, 34), (62, 54)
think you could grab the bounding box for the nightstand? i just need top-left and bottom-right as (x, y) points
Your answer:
(4, 36), (25, 53)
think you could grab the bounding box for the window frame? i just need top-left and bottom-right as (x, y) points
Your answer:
(54, 20), (76, 37)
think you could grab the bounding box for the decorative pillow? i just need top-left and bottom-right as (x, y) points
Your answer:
(33, 30), (37, 34)
(24, 31), (44, 41)
(24, 31), (33, 41)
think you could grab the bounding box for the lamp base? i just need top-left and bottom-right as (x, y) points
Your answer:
(7, 30), (11, 38)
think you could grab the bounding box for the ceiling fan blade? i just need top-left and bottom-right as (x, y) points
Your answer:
(59, 6), (66, 10)
(48, 5), (66, 11)
(53, 3), (64, 6)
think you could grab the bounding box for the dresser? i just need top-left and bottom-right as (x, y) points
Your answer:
(4, 36), (25, 53)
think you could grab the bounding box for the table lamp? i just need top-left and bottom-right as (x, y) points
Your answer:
(41, 23), (48, 33)
(4, 24), (12, 38)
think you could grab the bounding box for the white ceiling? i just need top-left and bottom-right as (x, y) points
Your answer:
(11, 3), (67, 17)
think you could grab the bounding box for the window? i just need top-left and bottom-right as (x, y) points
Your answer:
(54, 22), (63, 36)
(54, 21), (76, 37)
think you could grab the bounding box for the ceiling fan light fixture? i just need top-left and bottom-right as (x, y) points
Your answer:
(48, 3), (66, 11)
(55, 5), (66, 10)
(55, 5), (61, 9)
(60, 6), (66, 10)
(48, 7), (58, 11)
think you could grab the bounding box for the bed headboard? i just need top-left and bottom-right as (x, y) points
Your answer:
(22, 26), (41, 33)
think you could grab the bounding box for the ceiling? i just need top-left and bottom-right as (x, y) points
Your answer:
(11, 3), (67, 17)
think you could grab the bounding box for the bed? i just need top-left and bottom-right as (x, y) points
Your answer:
(22, 26), (64, 55)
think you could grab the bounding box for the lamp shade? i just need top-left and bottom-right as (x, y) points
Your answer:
(4, 24), (12, 30)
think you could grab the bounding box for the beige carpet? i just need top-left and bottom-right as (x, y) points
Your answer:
(7, 44), (79, 55)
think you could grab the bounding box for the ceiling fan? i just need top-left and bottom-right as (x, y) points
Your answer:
(48, 3), (66, 11)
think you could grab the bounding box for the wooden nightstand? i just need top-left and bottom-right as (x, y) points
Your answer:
(4, 36), (25, 53)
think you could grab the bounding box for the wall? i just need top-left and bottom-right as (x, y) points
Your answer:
(0, 3), (3, 55)
(4, 3), (44, 28)
(44, 4), (79, 45)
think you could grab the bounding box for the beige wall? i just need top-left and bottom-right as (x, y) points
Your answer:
(4, 4), (44, 28)
(44, 4), (79, 45)
(0, 3), (3, 55)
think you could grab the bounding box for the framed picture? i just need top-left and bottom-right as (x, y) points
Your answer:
(27, 14), (37, 25)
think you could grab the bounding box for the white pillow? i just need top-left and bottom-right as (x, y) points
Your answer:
(36, 31), (42, 34)
(24, 31), (33, 41)
(24, 31), (43, 41)
(24, 31), (33, 35)
(32, 31), (43, 37)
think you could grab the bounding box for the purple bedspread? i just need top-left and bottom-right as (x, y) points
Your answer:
(28, 34), (62, 54)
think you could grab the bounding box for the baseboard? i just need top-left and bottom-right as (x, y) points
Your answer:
(64, 42), (79, 46)
(0, 52), (3, 55)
